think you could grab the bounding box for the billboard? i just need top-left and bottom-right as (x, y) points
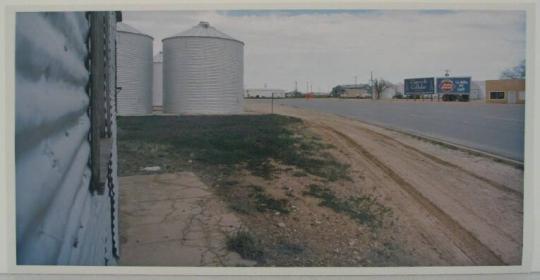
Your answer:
(404, 78), (435, 95)
(436, 77), (471, 95)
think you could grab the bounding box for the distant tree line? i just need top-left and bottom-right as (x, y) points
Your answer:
(500, 60), (525, 80)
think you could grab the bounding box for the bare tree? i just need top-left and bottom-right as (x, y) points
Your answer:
(372, 79), (391, 100)
(500, 60), (525, 79)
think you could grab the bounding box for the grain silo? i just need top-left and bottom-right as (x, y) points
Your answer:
(116, 23), (153, 115)
(163, 21), (244, 114)
(152, 51), (163, 111)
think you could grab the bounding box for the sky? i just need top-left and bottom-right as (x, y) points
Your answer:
(123, 9), (526, 92)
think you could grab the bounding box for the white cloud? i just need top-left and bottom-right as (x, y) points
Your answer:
(123, 9), (526, 92)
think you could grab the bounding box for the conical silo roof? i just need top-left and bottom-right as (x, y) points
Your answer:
(163, 21), (243, 45)
(117, 22), (153, 39)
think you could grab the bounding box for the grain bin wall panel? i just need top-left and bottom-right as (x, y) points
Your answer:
(15, 12), (118, 265)
(117, 31), (153, 115)
(163, 37), (244, 114)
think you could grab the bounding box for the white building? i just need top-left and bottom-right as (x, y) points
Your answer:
(334, 84), (371, 98)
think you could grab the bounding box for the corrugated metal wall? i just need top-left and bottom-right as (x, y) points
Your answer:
(163, 37), (244, 114)
(116, 29), (153, 116)
(15, 12), (119, 265)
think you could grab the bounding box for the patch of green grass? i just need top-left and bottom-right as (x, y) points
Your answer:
(117, 115), (349, 181)
(248, 160), (277, 180)
(228, 185), (291, 215)
(249, 185), (291, 214)
(230, 203), (253, 214)
(117, 142), (179, 176)
(303, 184), (391, 229)
(226, 230), (264, 261)
(292, 171), (308, 177)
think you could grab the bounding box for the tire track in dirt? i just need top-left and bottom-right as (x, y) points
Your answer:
(321, 120), (522, 263)
(337, 119), (521, 197)
(314, 125), (477, 265)
(319, 124), (505, 265)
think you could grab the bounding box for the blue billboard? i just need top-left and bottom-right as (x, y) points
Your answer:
(436, 77), (471, 94)
(404, 78), (435, 94)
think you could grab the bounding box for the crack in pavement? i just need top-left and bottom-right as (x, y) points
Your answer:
(119, 172), (256, 266)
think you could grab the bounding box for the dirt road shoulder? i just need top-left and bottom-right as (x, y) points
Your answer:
(245, 100), (523, 265)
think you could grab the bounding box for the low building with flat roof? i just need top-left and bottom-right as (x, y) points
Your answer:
(485, 79), (525, 104)
(331, 84), (372, 98)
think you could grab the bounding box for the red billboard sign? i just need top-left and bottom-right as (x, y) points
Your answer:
(439, 79), (454, 92)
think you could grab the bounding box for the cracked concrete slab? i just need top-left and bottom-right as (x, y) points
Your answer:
(118, 172), (256, 266)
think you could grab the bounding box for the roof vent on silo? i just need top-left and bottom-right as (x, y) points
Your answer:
(199, 21), (210, 28)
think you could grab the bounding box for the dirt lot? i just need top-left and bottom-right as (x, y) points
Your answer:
(244, 101), (523, 266)
(117, 102), (523, 266)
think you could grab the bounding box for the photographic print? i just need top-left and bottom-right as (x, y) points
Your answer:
(15, 8), (525, 267)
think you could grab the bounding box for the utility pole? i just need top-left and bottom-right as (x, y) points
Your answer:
(306, 81), (309, 93)
(295, 80), (298, 92)
(271, 92), (274, 114)
(370, 71), (374, 100)
(355, 75), (357, 86)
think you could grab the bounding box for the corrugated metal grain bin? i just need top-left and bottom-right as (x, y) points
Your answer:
(152, 51), (163, 108)
(16, 11), (120, 265)
(163, 21), (244, 114)
(116, 23), (153, 115)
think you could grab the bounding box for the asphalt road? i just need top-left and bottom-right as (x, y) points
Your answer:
(271, 99), (525, 161)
